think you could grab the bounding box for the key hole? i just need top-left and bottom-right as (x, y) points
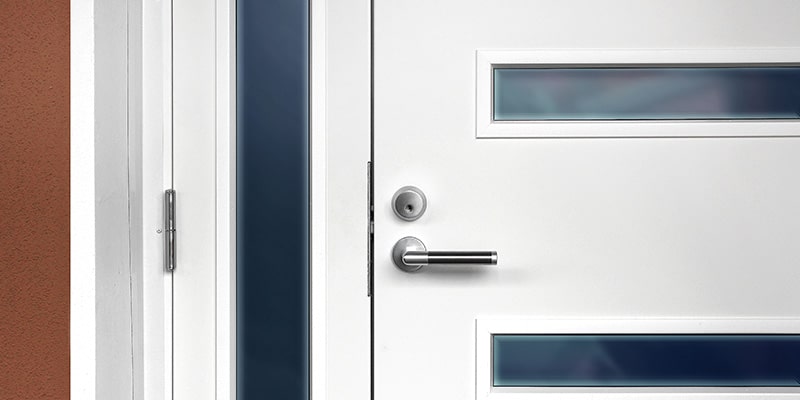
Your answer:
(405, 204), (414, 214)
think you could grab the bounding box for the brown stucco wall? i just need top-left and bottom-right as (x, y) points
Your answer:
(0, 1), (70, 399)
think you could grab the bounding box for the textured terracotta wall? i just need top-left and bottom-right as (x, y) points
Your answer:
(0, 1), (70, 399)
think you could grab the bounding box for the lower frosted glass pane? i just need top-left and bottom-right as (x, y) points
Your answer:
(493, 335), (800, 387)
(493, 67), (800, 121)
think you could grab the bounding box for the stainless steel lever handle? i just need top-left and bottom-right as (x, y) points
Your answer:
(402, 251), (498, 265)
(392, 236), (498, 272)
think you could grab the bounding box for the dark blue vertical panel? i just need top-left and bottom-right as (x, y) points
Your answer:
(237, 0), (309, 398)
(493, 67), (800, 121)
(494, 335), (800, 387)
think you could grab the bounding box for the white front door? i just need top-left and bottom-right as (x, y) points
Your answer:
(373, 1), (800, 399)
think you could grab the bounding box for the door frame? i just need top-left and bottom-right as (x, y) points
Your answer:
(71, 0), (174, 398)
(72, 0), (372, 397)
(71, 0), (800, 398)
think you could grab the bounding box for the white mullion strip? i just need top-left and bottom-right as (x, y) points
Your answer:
(164, 1), (174, 399)
(71, 0), (97, 398)
(128, 0), (145, 398)
(310, 0), (328, 397)
(163, 0), (174, 191)
(215, 0), (236, 398)
(141, 0), (173, 398)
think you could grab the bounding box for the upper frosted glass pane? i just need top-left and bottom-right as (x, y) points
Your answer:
(493, 67), (800, 121)
(493, 335), (800, 387)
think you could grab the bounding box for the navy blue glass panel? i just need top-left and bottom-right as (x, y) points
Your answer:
(494, 67), (800, 121)
(237, 0), (308, 399)
(493, 335), (800, 387)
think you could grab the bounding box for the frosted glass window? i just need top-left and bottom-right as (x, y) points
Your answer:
(493, 335), (800, 387)
(493, 67), (800, 121)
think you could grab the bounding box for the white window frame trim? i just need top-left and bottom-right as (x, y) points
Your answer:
(72, 0), (174, 398)
(214, 0), (236, 398)
(71, 0), (98, 396)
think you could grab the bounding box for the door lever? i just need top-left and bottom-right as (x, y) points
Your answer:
(391, 236), (498, 272)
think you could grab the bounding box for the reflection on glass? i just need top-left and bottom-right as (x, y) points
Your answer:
(493, 67), (800, 121)
(493, 335), (800, 387)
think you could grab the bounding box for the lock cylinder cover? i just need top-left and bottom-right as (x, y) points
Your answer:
(392, 186), (427, 221)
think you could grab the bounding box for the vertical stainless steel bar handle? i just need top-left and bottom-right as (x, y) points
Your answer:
(392, 236), (498, 272)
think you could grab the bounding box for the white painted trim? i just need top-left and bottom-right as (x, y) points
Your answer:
(141, 0), (173, 398)
(476, 48), (800, 138)
(129, 0), (145, 397)
(323, 0), (372, 398)
(310, 0), (328, 397)
(71, 0), (97, 397)
(168, 0), (235, 398)
(73, 0), (164, 398)
(172, 0), (218, 396)
(215, 0), (236, 397)
(475, 318), (800, 400)
(94, 0), (135, 393)
(73, 0), (172, 398)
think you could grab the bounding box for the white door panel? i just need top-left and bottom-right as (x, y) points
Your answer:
(373, 1), (800, 399)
